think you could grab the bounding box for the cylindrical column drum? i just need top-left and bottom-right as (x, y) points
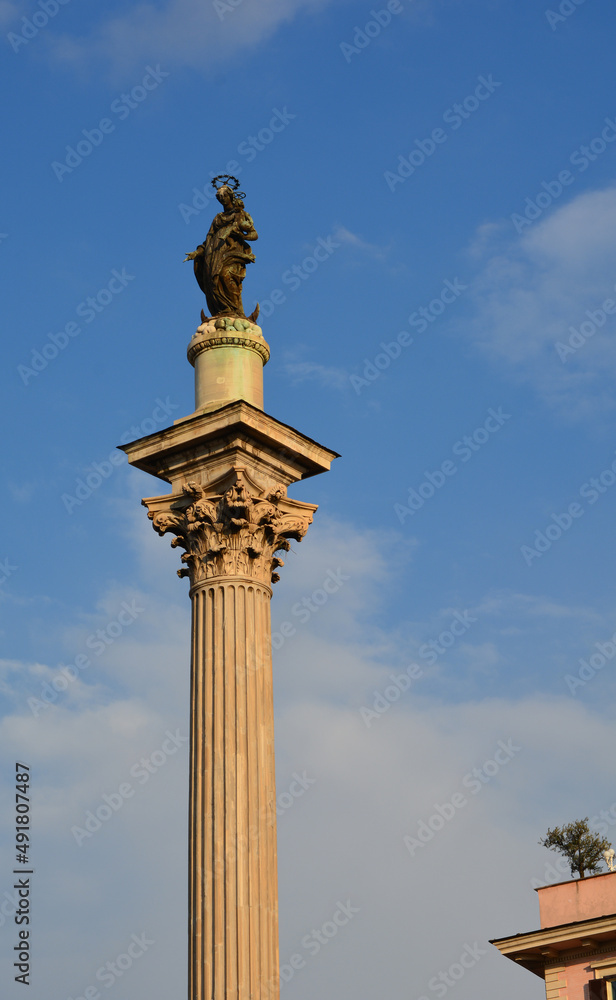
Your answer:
(188, 576), (279, 1000)
(188, 319), (270, 414)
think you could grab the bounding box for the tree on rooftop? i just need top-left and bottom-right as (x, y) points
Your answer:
(539, 818), (612, 879)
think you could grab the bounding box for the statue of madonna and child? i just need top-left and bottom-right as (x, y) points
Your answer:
(184, 175), (259, 323)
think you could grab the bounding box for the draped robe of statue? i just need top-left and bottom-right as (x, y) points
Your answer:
(187, 186), (258, 320)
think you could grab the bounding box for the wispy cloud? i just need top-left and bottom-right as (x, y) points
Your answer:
(456, 185), (616, 422)
(46, 0), (335, 79)
(281, 360), (349, 390)
(474, 591), (601, 623)
(0, 0), (22, 28)
(2, 511), (616, 997)
(333, 225), (390, 261)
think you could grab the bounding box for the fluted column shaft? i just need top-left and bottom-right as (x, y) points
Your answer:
(135, 476), (328, 1000)
(189, 575), (279, 1000)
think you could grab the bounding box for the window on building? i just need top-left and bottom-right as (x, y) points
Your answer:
(589, 978), (616, 999)
(589, 980), (608, 999)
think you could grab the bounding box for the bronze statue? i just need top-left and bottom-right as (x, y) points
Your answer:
(184, 175), (259, 323)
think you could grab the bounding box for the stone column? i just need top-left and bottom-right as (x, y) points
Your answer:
(121, 321), (337, 1000)
(146, 479), (315, 1000)
(189, 577), (276, 1000)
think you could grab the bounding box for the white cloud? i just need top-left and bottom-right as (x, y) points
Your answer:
(46, 0), (336, 79)
(475, 591), (601, 623)
(458, 185), (616, 421)
(8, 480), (35, 503)
(280, 360), (349, 390)
(333, 225), (391, 261)
(0, 1), (22, 29)
(2, 512), (615, 1000)
(275, 694), (613, 1000)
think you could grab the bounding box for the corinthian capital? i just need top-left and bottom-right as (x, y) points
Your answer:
(142, 475), (316, 587)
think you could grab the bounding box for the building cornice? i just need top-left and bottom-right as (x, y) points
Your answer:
(491, 913), (616, 978)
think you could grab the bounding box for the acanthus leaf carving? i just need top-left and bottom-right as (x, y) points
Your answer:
(145, 479), (313, 586)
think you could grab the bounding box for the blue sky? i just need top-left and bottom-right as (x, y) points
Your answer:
(3, 1), (616, 998)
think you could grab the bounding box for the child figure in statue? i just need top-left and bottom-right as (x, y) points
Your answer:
(184, 175), (259, 322)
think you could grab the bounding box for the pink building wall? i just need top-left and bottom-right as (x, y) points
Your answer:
(563, 955), (596, 998)
(538, 872), (616, 928)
